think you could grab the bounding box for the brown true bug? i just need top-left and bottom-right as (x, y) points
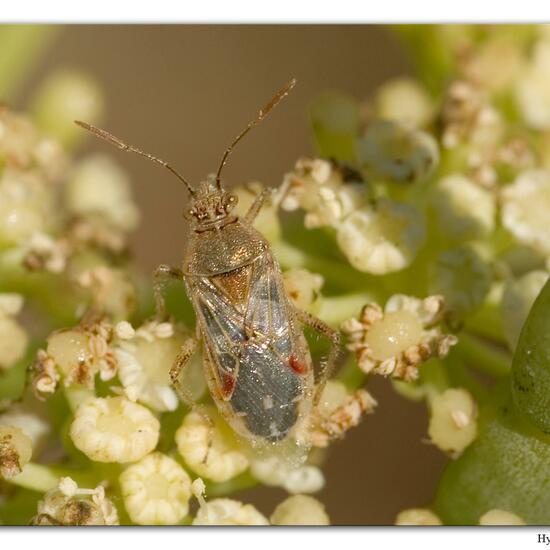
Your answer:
(75, 80), (343, 455)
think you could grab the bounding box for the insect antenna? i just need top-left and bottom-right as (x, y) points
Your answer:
(74, 120), (195, 196)
(215, 78), (297, 188)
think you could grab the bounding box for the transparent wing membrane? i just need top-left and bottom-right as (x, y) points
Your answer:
(192, 253), (310, 442)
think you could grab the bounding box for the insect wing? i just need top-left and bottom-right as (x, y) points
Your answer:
(192, 253), (312, 443)
(193, 276), (244, 393)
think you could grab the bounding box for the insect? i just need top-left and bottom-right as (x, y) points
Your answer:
(75, 80), (344, 453)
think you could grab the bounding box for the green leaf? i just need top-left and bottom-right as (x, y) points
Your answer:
(309, 91), (360, 161)
(511, 277), (550, 433)
(434, 393), (550, 525)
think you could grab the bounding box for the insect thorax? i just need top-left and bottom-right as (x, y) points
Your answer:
(185, 220), (267, 276)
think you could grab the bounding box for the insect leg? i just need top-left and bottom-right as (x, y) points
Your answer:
(153, 264), (184, 320)
(294, 310), (377, 446)
(244, 187), (274, 224)
(294, 307), (341, 404)
(170, 339), (218, 464)
(169, 336), (200, 408)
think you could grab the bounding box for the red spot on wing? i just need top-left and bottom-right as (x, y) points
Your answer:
(289, 354), (307, 375)
(221, 372), (236, 398)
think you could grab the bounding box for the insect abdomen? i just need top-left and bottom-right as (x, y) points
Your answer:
(230, 342), (302, 442)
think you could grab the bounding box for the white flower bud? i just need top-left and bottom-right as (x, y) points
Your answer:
(336, 200), (426, 275)
(343, 295), (455, 382)
(175, 408), (249, 483)
(0, 425), (32, 479)
(501, 169), (550, 255)
(516, 40), (550, 130)
(115, 321), (135, 340)
(119, 452), (192, 525)
(283, 268), (324, 314)
(67, 154), (140, 231)
(0, 169), (53, 246)
(233, 182), (281, 241)
(428, 388), (477, 456)
(116, 332), (181, 412)
(441, 81), (503, 150)
(58, 476), (79, 497)
(76, 265), (136, 321)
(479, 509), (525, 525)
(464, 37), (523, 94)
(0, 316), (28, 370)
(317, 380), (352, 417)
(0, 405), (50, 452)
(309, 159), (332, 184)
(69, 396), (159, 463)
(0, 108), (67, 181)
(0, 293), (24, 316)
(279, 158), (356, 229)
(395, 508), (442, 525)
(365, 310), (424, 362)
(433, 174), (495, 240)
(192, 498), (269, 526)
(191, 477), (207, 503)
(154, 322), (174, 339)
(304, 183), (366, 229)
(250, 456), (325, 494)
(47, 329), (92, 378)
(34, 477), (119, 525)
(45, 323), (117, 388)
(31, 70), (104, 146)
(270, 495), (330, 526)
(23, 232), (68, 274)
(374, 78), (433, 128)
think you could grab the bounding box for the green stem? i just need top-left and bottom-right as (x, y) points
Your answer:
(206, 471), (258, 498)
(454, 332), (511, 378)
(64, 387), (94, 413)
(445, 355), (489, 403)
(10, 462), (59, 493)
(337, 357), (367, 391)
(319, 292), (373, 327)
(420, 359), (451, 405)
(0, 25), (59, 100)
(464, 302), (506, 345)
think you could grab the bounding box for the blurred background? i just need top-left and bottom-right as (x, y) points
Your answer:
(8, 25), (446, 524)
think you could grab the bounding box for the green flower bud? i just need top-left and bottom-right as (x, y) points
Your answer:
(429, 246), (492, 316)
(356, 120), (439, 183)
(501, 270), (548, 350)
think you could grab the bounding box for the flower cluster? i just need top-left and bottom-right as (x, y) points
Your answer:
(279, 158), (427, 275)
(32, 477), (119, 525)
(5, 24), (550, 527)
(341, 295), (457, 382)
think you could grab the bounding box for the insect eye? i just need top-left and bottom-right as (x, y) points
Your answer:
(225, 194), (238, 210)
(183, 208), (195, 220)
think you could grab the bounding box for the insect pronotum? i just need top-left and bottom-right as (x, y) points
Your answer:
(76, 80), (343, 453)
